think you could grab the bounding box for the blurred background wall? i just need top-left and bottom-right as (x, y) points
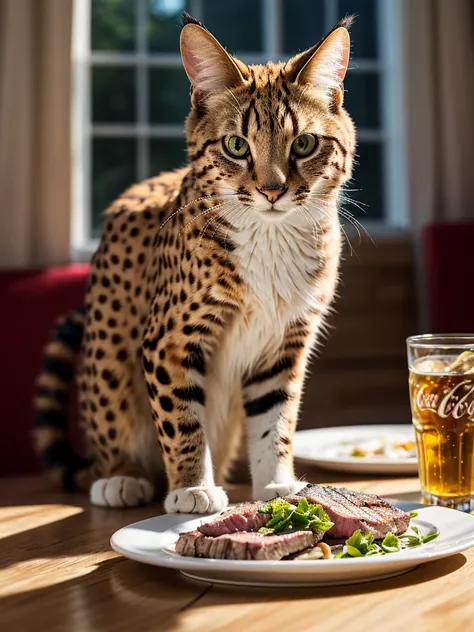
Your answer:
(1, 0), (474, 475)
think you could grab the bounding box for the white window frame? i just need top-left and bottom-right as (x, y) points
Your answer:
(71, 0), (408, 259)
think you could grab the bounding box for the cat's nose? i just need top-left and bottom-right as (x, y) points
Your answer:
(257, 185), (288, 204)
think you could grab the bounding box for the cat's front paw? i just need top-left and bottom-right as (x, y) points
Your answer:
(164, 486), (228, 514)
(90, 476), (155, 508)
(253, 480), (307, 501)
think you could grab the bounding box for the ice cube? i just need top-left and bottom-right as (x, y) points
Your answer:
(446, 351), (474, 373)
(414, 357), (448, 374)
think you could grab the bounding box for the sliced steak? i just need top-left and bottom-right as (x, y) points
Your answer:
(285, 484), (410, 539)
(198, 502), (271, 536)
(176, 529), (315, 560)
(175, 530), (202, 556)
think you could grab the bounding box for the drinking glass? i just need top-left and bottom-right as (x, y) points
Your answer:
(407, 334), (474, 511)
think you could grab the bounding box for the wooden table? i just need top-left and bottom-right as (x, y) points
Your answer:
(1, 471), (473, 632)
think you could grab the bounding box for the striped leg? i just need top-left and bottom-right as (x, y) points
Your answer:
(142, 332), (228, 514)
(243, 323), (312, 500)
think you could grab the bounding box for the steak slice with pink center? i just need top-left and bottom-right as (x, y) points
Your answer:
(285, 484), (410, 539)
(197, 502), (271, 536)
(175, 529), (315, 560)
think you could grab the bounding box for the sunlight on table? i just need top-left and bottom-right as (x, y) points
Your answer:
(0, 505), (83, 539)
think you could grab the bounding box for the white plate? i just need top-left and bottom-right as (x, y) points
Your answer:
(293, 425), (418, 474)
(110, 504), (474, 587)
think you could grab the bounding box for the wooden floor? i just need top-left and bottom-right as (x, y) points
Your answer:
(2, 470), (474, 632)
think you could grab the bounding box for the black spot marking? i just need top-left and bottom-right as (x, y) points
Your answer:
(159, 396), (174, 412)
(156, 365), (171, 385)
(162, 420), (175, 438)
(143, 357), (154, 374)
(116, 349), (127, 362)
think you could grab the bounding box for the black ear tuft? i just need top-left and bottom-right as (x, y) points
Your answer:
(336, 14), (356, 31)
(181, 11), (207, 30)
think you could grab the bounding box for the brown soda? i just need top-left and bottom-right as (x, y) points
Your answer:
(409, 357), (474, 501)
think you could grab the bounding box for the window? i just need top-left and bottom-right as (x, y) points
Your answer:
(72, 0), (406, 254)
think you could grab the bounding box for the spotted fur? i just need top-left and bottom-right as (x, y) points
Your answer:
(33, 13), (356, 512)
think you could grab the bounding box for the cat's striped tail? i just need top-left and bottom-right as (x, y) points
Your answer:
(32, 306), (92, 490)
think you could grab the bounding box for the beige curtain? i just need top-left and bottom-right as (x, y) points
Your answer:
(0, 0), (73, 268)
(403, 0), (474, 227)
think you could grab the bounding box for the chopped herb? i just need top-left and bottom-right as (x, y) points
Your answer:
(339, 525), (439, 559)
(344, 530), (380, 557)
(258, 499), (295, 515)
(265, 511), (287, 529)
(258, 527), (275, 535)
(296, 498), (309, 514)
(366, 545), (383, 556)
(346, 544), (364, 557)
(257, 498), (333, 535)
(409, 510), (419, 519)
(422, 533), (439, 544)
(398, 525), (439, 547)
(380, 532), (400, 554)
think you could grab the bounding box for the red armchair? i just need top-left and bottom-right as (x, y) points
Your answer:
(0, 264), (89, 476)
(421, 221), (474, 332)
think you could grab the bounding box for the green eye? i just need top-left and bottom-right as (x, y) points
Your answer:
(225, 136), (250, 158)
(291, 134), (318, 157)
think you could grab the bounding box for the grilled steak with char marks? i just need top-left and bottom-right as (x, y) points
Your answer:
(285, 484), (410, 539)
(198, 502), (271, 536)
(175, 529), (316, 560)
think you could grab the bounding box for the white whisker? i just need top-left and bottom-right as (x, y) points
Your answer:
(178, 203), (227, 237)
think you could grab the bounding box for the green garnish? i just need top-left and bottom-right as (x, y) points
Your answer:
(259, 499), (294, 515)
(399, 525), (439, 547)
(380, 532), (400, 553)
(257, 498), (334, 535)
(258, 527), (275, 536)
(421, 533), (440, 544)
(296, 498), (309, 513)
(344, 530), (381, 557)
(258, 500), (439, 554)
(339, 526), (439, 558)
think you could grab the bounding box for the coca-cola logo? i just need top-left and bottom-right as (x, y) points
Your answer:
(416, 380), (474, 419)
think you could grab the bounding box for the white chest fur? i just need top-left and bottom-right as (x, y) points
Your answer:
(232, 213), (325, 317)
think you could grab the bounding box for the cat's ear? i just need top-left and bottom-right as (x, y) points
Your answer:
(286, 17), (352, 106)
(180, 12), (246, 109)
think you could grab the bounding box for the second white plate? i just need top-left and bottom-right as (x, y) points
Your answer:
(293, 424), (418, 474)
